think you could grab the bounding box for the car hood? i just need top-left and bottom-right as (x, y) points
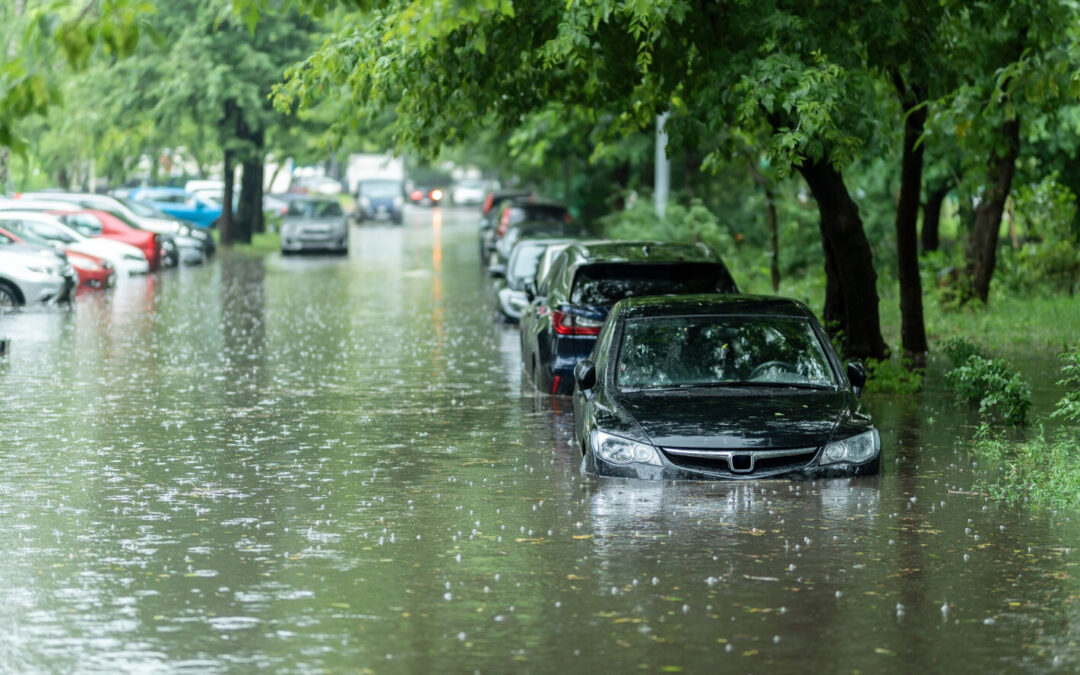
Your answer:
(618, 390), (851, 450)
(1, 243), (66, 261)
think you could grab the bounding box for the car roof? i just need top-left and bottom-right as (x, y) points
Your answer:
(564, 240), (715, 264)
(0, 210), (66, 223)
(504, 197), (567, 210)
(615, 294), (816, 320)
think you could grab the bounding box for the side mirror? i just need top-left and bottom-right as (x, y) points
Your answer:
(489, 264), (506, 280)
(846, 360), (867, 396)
(574, 359), (597, 391)
(524, 281), (537, 302)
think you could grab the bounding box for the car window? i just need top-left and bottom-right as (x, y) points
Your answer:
(617, 316), (838, 390)
(64, 214), (103, 236)
(538, 252), (567, 297)
(571, 263), (736, 306)
(288, 200), (343, 217)
(25, 220), (78, 243)
(509, 244), (545, 281)
(0, 231), (13, 245)
(359, 181), (401, 198)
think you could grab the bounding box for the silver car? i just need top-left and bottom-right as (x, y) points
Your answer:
(0, 234), (76, 307)
(280, 197), (349, 255)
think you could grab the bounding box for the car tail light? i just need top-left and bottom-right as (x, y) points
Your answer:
(483, 192), (494, 214)
(564, 211), (572, 223)
(551, 310), (602, 336)
(410, 189), (423, 201)
(496, 208), (512, 237)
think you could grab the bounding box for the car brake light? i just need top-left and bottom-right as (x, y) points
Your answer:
(564, 211), (572, 224)
(496, 209), (512, 237)
(551, 310), (602, 336)
(483, 193), (494, 214)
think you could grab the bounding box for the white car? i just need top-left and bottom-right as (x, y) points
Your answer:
(452, 180), (490, 206)
(0, 237), (76, 306)
(0, 211), (150, 274)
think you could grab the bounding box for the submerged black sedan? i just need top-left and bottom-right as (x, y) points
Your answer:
(572, 295), (880, 480)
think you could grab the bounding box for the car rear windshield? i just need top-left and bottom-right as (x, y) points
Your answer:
(617, 315), (838, 390)
(570, 263), (736, 306)
(514, 205), (567, 224)
(288, 200), (343, 217)
(359, 181), (401, 198)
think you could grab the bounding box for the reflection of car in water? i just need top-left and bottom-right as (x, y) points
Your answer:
(356, 179), (404, 224)
(572, 294), (880, 480)
(520, 241), (738, 395)
(280, 197), (349, 255)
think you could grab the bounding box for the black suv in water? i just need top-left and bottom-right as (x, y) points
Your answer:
(519, 240), (738, 395)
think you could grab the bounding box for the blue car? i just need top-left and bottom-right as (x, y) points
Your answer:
(128, 187), (222, 229)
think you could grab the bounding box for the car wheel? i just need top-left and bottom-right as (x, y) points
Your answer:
(0, 281), (21, 308)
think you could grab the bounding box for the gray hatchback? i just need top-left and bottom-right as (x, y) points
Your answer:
(280, 197), (349, 255)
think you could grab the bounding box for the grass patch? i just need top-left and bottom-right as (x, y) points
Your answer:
(942, 337), (1032, 425)
(210, 229), (281, 255)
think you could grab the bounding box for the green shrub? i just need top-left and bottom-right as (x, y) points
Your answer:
(942, 336), (987, 365)
(1050, 347), (1080, 426)
(969, 423), (1080, 509)
(944, 353), (1032, 425)
(865, 357), (923, 395)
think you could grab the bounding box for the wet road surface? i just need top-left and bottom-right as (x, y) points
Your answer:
(1, 207), (1079, 672)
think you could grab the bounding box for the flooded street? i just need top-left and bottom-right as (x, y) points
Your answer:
(2, 207), (1079, 673)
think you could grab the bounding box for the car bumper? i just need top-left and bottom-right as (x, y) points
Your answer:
(585, 452), (880, 481)
(281, 234), (349, 252)
(19, 273), (74, 304)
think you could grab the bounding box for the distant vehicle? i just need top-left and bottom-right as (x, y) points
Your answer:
(491, 238), (579, 322)
(0, 212), (150, 275)
(519, 241), (738, 395)
(491, 219), (588, 269)
(451, 179), (489, 206)
(0, 231), (76, 306)
(345, 153), (405, 194)
(482, 198), (568, 266)
(356, 179), (404, 224)
(478, 189), (531, 262)
(408, 186), (445, 207)
(184, 179), (225, 195)
(280, 196), (349, 255)
(290, 175), (344, 196)
(127, 186), (222, 229)
(572, 294), (879, 480)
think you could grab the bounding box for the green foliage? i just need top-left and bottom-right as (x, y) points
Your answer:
(996, 176), (1080, 296)
(864, 358), (923, 395)
(944, 350), (1032, 425)
(1049, 347), (1080, 425)
(599, 197), (735, 262)
(942, 337), (988, 366)
(969, 423), (1080, 509)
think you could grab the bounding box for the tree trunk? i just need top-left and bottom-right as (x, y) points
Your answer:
(748, 162), (780, 292)
(236, 127), (264, 239)
(965, 117), (1021, 304)
(894, 98), (929, 361)
(221, 148), (235, 246)
(921, 183), (948, 253)
(797, 158), (889, 360)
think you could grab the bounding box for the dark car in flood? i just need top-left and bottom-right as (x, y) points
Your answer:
(356, 179), (404, 224)
(572, 295), (879, 480)
(519, 241), (738, 395)
(478, 189), (531, 262)
(491, 219), (588, 270)
(481, 197), (567, 266)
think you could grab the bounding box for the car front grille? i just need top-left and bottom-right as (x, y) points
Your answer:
(660, 446), (819, 477)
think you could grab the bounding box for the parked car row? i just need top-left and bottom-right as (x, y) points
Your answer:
(477, 191), (881, 482)
(0, 189), (218, 308)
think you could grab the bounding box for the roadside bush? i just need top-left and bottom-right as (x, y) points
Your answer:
(1050, 347), (1080, 426)
(865, 357), (923, 395)
(969, 423), (1080, 509)
(943, 339), (1031, 425)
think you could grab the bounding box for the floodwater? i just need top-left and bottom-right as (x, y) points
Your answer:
(1, 207), (1078, 673)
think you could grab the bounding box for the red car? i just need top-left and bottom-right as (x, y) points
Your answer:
(0, 225), (114, 290)
(53, 209), (161, 271)
(65, 250), (115, 290)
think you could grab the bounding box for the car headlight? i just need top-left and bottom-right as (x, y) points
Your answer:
(590, 430), (662, 466)
(819, 429), (880, 465)
(27, 265), (57, 275)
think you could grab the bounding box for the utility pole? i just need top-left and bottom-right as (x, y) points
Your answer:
(654, 112), (670, 218)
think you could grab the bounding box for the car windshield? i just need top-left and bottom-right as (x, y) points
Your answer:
(509, 243), (546, 280)
(617, 315), (838, 390)
(0, 221), (54, 247)
(288, 200), (343, 217)
(359, 181), (401, 198)
(571, 263), (736, 305)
